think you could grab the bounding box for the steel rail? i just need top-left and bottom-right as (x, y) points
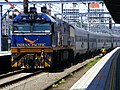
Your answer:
(0, 70), (42, 89)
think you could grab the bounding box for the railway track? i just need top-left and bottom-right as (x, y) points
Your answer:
(0, 55), (102, 90)
(0, 69), (24, 79)
(0, 69), (42, 89)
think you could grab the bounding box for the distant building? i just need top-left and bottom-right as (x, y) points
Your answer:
(62, 3), (80, 26)
(2, 18), (12, 36)
(62, 3), (109, 28)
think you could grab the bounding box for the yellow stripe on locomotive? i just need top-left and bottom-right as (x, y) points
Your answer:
(11, 47), (53, 69)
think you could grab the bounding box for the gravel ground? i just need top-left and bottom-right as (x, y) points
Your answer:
(48, 66), (90, 90)
(48, 55), (101, 90)
(3, 55), (100, 90)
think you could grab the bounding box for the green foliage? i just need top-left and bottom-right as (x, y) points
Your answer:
(69, 72), (74, 76)
(59, 79), (66, 84)
(86, 61), (97, 68)
(86, 57), (101, 68)
(95, 57), (101, 61)
(55, 77), (59, 81)
(52, 84), (58, 88)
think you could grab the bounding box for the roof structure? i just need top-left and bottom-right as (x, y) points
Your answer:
(104, 0), (120, 24)
(13, 13), (56, 23)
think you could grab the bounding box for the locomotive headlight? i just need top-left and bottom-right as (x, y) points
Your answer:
(48, 57), (52, 62)
(22, 17), (26, 20)
(47, 55), (52, 62)
(36, 17), (40, 20)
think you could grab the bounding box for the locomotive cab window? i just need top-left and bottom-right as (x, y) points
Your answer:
(33, 23), (51, 33)
(13, 23), (30, 32)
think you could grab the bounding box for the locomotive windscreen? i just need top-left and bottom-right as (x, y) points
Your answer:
(13, 23), (30, 32)
(33, 23), (51, 33)
(13, 23), (51, 33)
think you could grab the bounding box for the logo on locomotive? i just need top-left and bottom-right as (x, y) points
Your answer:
(12, 35), (51, 47)
(17, 38), (45, 47)
(17, 43), (45, 47)
(24, 38), (38, 44)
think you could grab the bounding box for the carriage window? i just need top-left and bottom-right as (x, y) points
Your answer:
(13, 23), (30, 32)
(79, 36), (81, 41)
(33, 23), (51, 33)
(76, 36), (79, 41)
(101, 39), (103, 42)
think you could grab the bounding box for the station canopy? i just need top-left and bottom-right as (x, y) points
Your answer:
(104, 0), (120, 24)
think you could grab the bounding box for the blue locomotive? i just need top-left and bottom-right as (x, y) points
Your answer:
(11, 6), (74, 69)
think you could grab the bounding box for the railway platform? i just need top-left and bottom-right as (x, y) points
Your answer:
(70, 47), (120, 90)
(0, 51), (11, 69)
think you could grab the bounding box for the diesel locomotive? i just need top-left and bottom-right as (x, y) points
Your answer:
(11, 5), (75, 69)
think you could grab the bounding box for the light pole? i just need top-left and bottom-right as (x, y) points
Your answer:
(0, 5), (2, 51)
(88, 2), (90, 31)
